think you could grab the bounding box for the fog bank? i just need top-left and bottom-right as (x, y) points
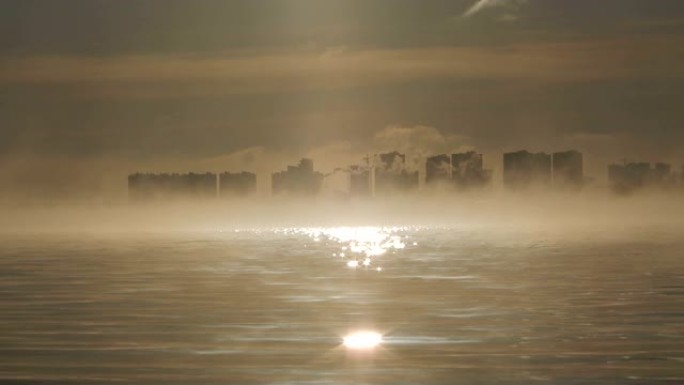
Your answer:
(2, 192), (684, 235)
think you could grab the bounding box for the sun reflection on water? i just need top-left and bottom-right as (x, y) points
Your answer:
(281, 226), (411, 271)
(343, 331), (383, 350)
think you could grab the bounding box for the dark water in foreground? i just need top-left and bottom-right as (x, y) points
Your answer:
(1, 226), (683, 384)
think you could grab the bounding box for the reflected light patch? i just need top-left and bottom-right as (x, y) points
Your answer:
(343, 331), (382, 350)
(294, 226), (411, 272)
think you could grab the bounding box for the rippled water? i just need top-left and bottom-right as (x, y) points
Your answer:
(1, 226), (683, 384)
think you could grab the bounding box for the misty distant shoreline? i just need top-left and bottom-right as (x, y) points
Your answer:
(2, 191), (684, 234)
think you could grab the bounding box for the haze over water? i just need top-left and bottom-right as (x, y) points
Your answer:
(1, 200), (683, 384)
(3, 0), (684, 383)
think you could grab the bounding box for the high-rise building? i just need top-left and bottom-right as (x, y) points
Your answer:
(219, 172), (256, 197)
(298, 158), (314, 173)
(378, 151), (405, 172)
(609, 161), (676, 194)
(425, 154), (451, 185)
(349, 165), (371, 196)
(272, 158), (324, 196)
(552, 151), (584, 190)
(128, 172), (217, 202)
(652, 163), (672, 185)
(608, 162), (652, 194)
(452, 151), (490, 189)
(374, 151), (419, 194)
(503, 151), (552, 190)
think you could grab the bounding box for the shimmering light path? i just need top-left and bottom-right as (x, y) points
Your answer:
(288, 226), (409, 271)
(0, 227), (682, 384)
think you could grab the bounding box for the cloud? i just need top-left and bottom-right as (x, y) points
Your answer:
(373, 126), (472, 157)
(306, 141), (365, 172)
(186, 126), (472, 176)
(463, 0), (527, 18)
(369, 126), (473, 172)
(3, 36), (683, 99)
(0, 152), (129, 204)
(192, 146), (268, 172)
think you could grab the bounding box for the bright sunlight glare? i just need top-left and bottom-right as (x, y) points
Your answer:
(343, 331), (383, 350)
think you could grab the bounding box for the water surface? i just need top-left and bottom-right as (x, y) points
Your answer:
(1, 227), (682, 384)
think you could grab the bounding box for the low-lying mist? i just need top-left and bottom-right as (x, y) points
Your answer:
(2, 190), (683, 236)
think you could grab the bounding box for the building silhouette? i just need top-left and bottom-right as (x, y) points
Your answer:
(424, 152), (491, 189)
(374, 151), (419, 195)
(425, 154), (451, 185)
(609, 161), (675, 193)
(128, 172), (217, 202)
(452, 151), (490, 189)
(552, 151), (584, 190)
(219, 171), (256, 197)
(125, 150), (682, 201)
(609, 162), (651, 194)
(503, 151), (552, 190)
(652, 163), (672, 185)
(271, 158), (324, 196)
(349, 165), (371, 197)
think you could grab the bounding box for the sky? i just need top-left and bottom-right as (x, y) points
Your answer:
(1, 0), (684, 202)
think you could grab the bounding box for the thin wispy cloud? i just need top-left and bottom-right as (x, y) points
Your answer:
(463, 0), (526, 18)
(3, 36), (682, 99)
